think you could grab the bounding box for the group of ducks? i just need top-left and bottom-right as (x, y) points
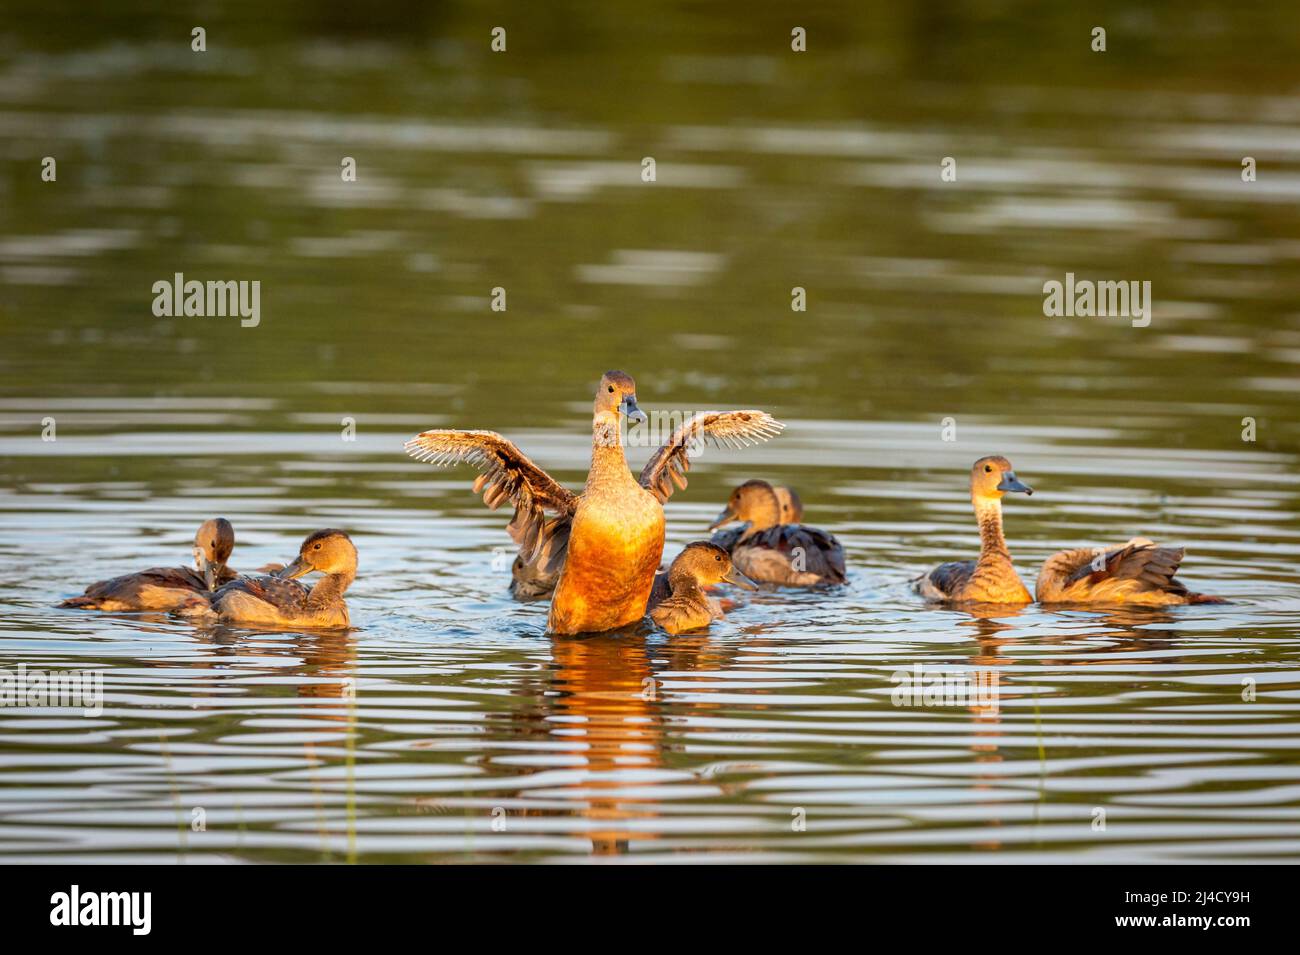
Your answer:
(59, 371), (1223, 633)
(61, 522), (360, 629)
(913, 455), (1223, 607)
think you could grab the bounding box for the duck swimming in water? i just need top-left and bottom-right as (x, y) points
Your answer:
(1036, 537), (1226, 606)
(709, 483), (802, 553)
(181, 529), (357, 629)
(708, 480), (846, 586)
(647, 541), (756, 634)
(405, 370), (781, 635)
(60, 518), (236, 612)
(913, 456), (1033, 604)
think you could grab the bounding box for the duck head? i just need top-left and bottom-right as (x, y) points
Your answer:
(669, 541), (757, 590)
(192, 518), (235, 589)
(970, 455), (1033, 501)
(276, 529), (358, 582)
(775, 486), (803, 524)
(593, 370), (647, 426)
(710, 479), (783, 533)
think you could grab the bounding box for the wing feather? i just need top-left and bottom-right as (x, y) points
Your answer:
(917, 560), (976, 598)
(639, 411), (784, 503)
(1064, 539), (1185, 590)
(404, 430), (578, 561)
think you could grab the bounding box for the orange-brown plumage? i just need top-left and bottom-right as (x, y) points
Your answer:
(1036, 538), (1226, 606)
(549, 484), (665, 633)
(914, 456), (1034, 605)
(405, 371), (782, 635)
(648, 541), (756, 634)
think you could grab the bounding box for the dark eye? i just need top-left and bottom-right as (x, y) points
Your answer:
(984, 465), (993, 472)
(715, 555), (722, 561)
(313, 544), (322, 551)
(210, 540), (215, 547)
(607, 385), (614, 393)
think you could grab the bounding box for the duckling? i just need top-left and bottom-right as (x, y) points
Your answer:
(181, 529), (357, 629)
(60, 518), (237, 611)
(708, 480), (846, 586)
(406, 371), (782, 634)
(1036, 537), (1226, 606)
(647, 541), (756, 634)
(913, 456), (1033, 604)
(509, 550), (561, 601)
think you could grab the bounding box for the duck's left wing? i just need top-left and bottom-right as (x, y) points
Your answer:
(639, 411), (784, 503)
(404, 429), (578, 561)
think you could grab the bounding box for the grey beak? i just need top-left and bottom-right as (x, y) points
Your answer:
(621, 394), (647, 426)
(997, 472), (1033, 495)
(708, 506), (736, 531)
(275, 555), (312, 580)
(722, 566), (758, 590)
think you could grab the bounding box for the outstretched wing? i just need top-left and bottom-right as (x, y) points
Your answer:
(404, 429), (578, 561)
(638, 410), (784, 503)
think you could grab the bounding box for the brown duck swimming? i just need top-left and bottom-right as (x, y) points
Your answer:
(708, 480), (845, 586)
(1036, 537), (1226, 606)
(60, 518), (236, 612)
(647, 541), (756, 634)
(181, 529), (357, 629)
(914, 456), (1033, 604)
(405, 370), (781, 635)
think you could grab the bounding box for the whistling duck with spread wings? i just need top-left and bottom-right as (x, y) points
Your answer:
(404, 370), (782, 635)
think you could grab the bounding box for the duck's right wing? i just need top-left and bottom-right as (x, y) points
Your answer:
(1059, 539), (1187, 592)
(61, 565), (202, 606)
(213, 574), (311, 609)
(639, 410), (784, 503)
(404, 429), (578, 561)
(744, 525), (846, 583)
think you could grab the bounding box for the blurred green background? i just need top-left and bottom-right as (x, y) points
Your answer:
(2, 0), (1298, 454)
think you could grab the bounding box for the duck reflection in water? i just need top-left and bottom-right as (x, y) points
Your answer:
(496, 629), (746, 857)
(933, 602), (1193, 852)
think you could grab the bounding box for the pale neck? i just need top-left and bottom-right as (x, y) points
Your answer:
(973, 496), (1011, 564)
(589, 412), (629, 481)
